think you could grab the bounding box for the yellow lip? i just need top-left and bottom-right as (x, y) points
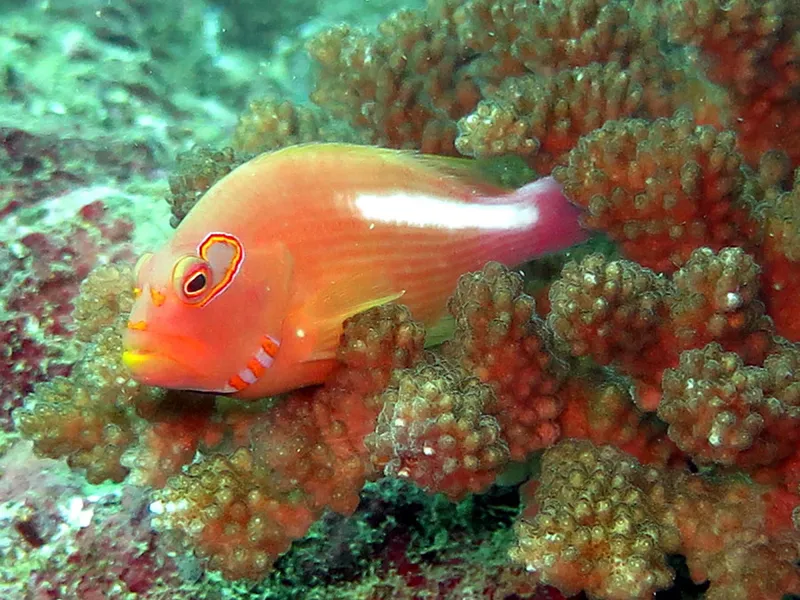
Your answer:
(121, 348), (187, 387)
(122, 349), (154, 371)
(121, 344), (206, 381)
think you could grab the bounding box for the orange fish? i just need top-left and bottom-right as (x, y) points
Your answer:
(123, 144), (587, 398)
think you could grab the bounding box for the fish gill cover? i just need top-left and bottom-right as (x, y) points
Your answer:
(0, 0), (799, 599)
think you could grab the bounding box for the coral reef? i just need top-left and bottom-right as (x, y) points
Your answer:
(165, 146), (242, 227)
(367, 359), (510, 499)
(512, 440), (680, 599)
(6, 0), (800, 598)
(19, 251), (798, 597)
(513, 439), (800, 600)
(443, 262), (566, 461)
(552, 114), (759, 273)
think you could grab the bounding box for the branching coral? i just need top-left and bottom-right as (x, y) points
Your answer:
(150, 304), (428, 579)
(664, 0), (800, 164)
(547, 254), (669, 370)
(443, 262), (566, 460)
(455, 62), (678, 174)
(165, 146), (241, 227)
(14, 252), (800, 595)
(513, 439), (800, 600)
(655, 470), (800, 600)
(556, 376), (679, 467)
(227, 0), (800, 179)
(548, 247), (775, 411)
(15, 265), (226, 487)
(14, 266), (147, 483)
(233, 97), (367, 155)
(306, 1), (481, 154)
(366, 359), (510, 499)
(511, 440), (680, 599)
(758, 169), (800, 339)
(658, 342), (800, 468)
(14, 375), (138, 484)
(453, 0), (665, 81)
(553, 114), (760, 273)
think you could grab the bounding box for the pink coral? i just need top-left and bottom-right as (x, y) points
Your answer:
(444, 262), (566, 460)
(367, 360), (510, 499)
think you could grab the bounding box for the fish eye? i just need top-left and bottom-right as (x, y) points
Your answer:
(173, 256), (211, 304)
(185, 271), (207, 295)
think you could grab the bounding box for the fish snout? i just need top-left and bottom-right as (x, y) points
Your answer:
(121, 327), (155, 375)
(121, 332), (181, 386)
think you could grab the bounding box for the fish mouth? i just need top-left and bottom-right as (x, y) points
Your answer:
(122, 331), (207, 386)
(121, 348), (189, 385)
(122, 348), (172, 369)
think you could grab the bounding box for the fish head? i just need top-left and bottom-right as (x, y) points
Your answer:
(122, 232), (292, 394)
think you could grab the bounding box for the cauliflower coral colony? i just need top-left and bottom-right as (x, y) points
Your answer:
(9, 0), (800, 598)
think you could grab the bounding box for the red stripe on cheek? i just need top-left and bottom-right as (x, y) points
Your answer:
(247, 358), (266, 378)
(228, 374), (248, 391)
(261, 336), (279, 357)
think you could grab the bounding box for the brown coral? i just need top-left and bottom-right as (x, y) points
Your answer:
(165, 146), (242, 227)
(366, 359), (510, 499)
(553, 113), (761, 273)
(454, 0), (663, 77)
(307, 2), (481, 154)
(557, 376), (679, 467)
(232, 97), (366, 155)
(151, 449), (317, 580)
(515, 439), (800, 600)
(14, 376), (137, 484)
(456, 62), (675, 173)
(150, 304), (428, 578)
(547, 248), (778, 412)
(444, 262), (565, 460)
(548, 253), (670, 372)
(665, 0), (800, 165)
(658, 342), (799, 467)
(669, 246), (774, 362)
(71, 264), (136, 343)
(511, 439), (679, 599)
(13, 264), (151, 483)
(759, 169), (800, 340)
(656, 471), (800, 600)
(311, 303), (428, 507)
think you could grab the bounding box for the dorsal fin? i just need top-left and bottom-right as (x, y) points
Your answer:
(263, 143), (530, 193)
(413, 153), (506, 187)
(410, 152), (534, 195)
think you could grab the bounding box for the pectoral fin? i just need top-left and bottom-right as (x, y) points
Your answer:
(289, 276), (406, 362)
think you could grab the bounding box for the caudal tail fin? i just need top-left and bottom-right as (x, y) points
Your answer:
(511, 176), (589, 256)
